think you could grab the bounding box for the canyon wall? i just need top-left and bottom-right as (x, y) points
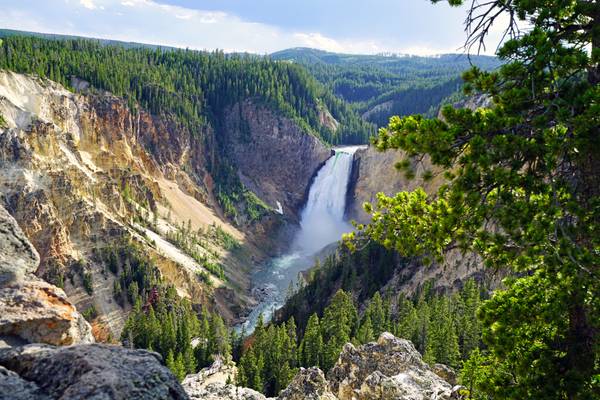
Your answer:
(0, 70), (331, 337)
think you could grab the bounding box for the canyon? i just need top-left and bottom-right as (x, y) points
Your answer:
(0, 69), (492, 338)
(0, 71), (467, 399)
(0, 70), (332, 339)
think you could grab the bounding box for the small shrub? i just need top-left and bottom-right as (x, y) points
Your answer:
(82, 271), (94, 295)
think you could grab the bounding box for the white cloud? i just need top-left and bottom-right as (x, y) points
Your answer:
(0, 0), (482, 55)
(80, 0), (97, 10)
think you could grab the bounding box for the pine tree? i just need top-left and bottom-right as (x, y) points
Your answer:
(368, 292), (386, 336)
(459, 279), (481, 359)
(321, 290), (357, 371)
(356, 314), (374, 344)
(209, 314), (230, 360)
(300, 313), (323, 368)
(165, 349), (177, 378)
(352, 1), (600, 396)
(174, 351), (187, 381)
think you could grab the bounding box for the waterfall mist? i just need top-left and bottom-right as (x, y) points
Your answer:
(240, 146), (364, 331)
(293, 149), (355, 255)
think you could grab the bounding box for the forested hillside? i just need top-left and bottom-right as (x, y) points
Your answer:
(0, 35), (373, 145)
(271, 48), (501, 126)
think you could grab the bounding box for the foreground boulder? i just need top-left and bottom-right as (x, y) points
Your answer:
(185, 382), (267, 400)
(0, 280), (94, 346)
(0, 204), (94, 346)
(0, 365), (49, 400)
(328, 332), (453, 400)
(0, 343), (189, 399)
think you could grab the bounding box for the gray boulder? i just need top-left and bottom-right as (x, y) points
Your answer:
(0, 343), (189, 400)
(0, 365), (49, 400)
(185, 382), (267, 400)
(432, 364), (457, 386)
(182, 357), (266, 400)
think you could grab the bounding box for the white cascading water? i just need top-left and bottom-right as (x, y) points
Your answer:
(240, 146), (363, 332)
(293, 148), (355, 255)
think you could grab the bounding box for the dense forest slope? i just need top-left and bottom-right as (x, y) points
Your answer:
(271, 48), (501, 127)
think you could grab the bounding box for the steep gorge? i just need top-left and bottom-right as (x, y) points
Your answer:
(0, 70), (332, 338)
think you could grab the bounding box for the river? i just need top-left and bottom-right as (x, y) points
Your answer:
(240, 145), (365, 332)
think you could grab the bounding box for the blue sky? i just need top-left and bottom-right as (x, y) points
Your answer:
(0, 0), (508, 55)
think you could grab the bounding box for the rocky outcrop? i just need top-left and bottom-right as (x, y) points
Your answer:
(278, 367), (336, 400)
(0, 279), (94, 346)
(346, 147), (443, 225)
(328, 333), (452, 400)
(432, 364), (457, 386)
(223, 99), (330, 219)
(182, 357), (266, 400)
(185, 382), (267, 400)
(0, 343), (188, 399)
(0, 203), (94, 346)
(180, 333), (456, 400)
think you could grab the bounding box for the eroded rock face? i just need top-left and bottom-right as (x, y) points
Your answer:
(432, 364), (457, 386)
(0, 343), (189, 400)
(0, 204), (39, 285)
(328, 333), (452, 400)
(182, 356), (267, 400)
(223, 99), (330, 220)
(180, 334), (455, 400)
(278, 367), (336, 400)
(0, 204), (94, 346)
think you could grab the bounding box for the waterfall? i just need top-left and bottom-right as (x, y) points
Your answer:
(293, 147), (357, 255)
(240, 145), (364, 331)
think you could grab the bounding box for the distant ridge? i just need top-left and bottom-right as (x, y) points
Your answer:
(0, 28), (176, 51)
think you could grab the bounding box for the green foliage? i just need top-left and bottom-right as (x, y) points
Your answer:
(299, 313), (323, 368)
(278, 242), (398, 330)
(347, 1), (600, 397)
(237, 315), (299, 396)
(321, 290), (358, 370)
(120, 278), (231, 380)
(82, 271), (93, 295)
(271, 48), (501, 126)
(165, 221), (225, 281)
(0, 113), (6, 128)
(95, 241), (161, 306)
(81, 305), (98, 322)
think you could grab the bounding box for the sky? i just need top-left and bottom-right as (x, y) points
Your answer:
(0, 0), (509, 55)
